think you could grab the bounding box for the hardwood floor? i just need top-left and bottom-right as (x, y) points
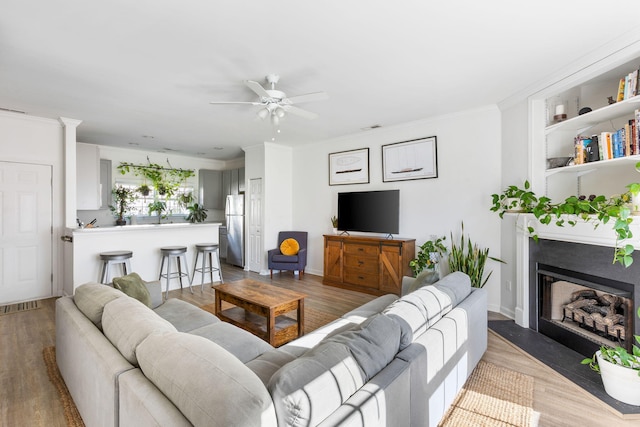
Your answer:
(0, 265), (636, 426)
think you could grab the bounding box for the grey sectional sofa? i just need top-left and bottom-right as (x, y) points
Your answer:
(55, 272), (487, 427)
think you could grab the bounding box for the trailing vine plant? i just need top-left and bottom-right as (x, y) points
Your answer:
(490, 180), (636, 267)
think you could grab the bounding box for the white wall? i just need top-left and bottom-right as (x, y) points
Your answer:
(292, 106), (504, 311)
(497, 100), (530, 318)
(0, 111), (66, 296)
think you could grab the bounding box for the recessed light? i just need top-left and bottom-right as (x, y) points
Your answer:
(128, 142), (139, 146)
(213, 147), (224, 150)
(142, 135), (155, 139)
(361, 124), (382, 131)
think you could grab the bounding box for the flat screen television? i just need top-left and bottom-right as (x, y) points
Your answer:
(337, 190), (399, 235)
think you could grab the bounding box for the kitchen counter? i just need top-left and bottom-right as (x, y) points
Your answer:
(68, 222), (223, 292)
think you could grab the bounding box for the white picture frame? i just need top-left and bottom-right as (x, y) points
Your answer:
(328, 148), (370, 185)
(382, 136), (438, 182)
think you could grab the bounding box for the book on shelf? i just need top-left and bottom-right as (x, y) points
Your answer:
(586, 136), (600, 162)
(617, 77), (626, 102)
(625, 122), (632, 156)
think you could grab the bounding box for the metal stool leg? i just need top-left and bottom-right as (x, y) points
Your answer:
(215, 247), (223, 284)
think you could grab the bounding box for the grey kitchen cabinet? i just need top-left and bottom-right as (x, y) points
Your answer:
(198, 169), (223, 210)
(230, 168), (239, 195)
(222, 169), (231, 197)
(238, 167), (245, 193)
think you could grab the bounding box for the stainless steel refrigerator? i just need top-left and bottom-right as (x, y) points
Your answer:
(225, 194), (244, 267)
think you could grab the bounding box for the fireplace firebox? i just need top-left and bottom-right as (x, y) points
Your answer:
(529, 239), (640, 358)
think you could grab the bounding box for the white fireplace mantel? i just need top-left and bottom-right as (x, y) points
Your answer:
(514, 214), (640, 328)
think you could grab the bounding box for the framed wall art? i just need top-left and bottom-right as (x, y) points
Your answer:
(328, 148), (370, 185)
(382, 136), (438, 182)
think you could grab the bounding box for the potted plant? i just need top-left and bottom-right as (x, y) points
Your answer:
(581, 307), (640, 405)
(448, 223), (504, 288)
(491, 181), (636, 267)
(491, 181), (538, 214)
(137, 184), (151, 196)
(186, 203), (208, 223)
(179, 191), (195, 208)
(409, 236), (447, 283)
(331, 216), (338, 234)
(110, 185), (136, 226)
(148, 200), (167, 224)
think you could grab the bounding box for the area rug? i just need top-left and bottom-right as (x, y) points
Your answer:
(439, 360), (536, 427)
(42, 347), (85, 427)
(200, 303), (339, 334)
(0, 299), (41, 315)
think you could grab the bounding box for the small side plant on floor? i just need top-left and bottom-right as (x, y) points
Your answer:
(448, 223), (504, 288)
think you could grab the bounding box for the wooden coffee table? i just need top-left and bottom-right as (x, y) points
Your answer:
(212, 279), (306, 347)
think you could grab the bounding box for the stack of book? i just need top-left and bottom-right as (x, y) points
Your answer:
(617, 69), (640, 102)
(573, 109), (640, 164)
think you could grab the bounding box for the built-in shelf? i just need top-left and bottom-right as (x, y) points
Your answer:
(545, 96), (640, 136)
(545, 154), (640, 177)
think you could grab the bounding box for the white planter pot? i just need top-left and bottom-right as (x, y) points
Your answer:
(597, 351), (640, 405)
(504, 197), (525, 213)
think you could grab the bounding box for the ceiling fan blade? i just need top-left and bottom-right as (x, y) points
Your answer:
(282, 105), (319, 119)
(209, 101), (262, 105)
(285, 91), (329, 104)
(244, 80), (271, 98)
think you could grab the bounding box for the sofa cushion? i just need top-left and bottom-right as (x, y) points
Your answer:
(433, 271), (472, 306)
(113, 272), (152, 307)
(137, 331), (277, 427)
(268, 341), (364, 427)
(383, 284), (454, 350)
(73, 282), (125, 330)
(189, 322), (273, 363)
(267, 314), (400, 427)
(153, 298), (220, 332)
(324, 314), (401, 380)
(280, 238), (300, 256)
(341, 294), (399, 322)
(102, 297), (177, 366)
(272, 254), (298, 263)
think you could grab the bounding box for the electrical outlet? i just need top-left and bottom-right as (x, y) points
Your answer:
(506, 280), (512, 292)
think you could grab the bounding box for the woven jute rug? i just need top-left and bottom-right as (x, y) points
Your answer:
(439, 360), (536, 427)
(43, 347), (85, 427)
(0, 299), (41, 315)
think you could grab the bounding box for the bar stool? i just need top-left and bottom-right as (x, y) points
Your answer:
(99, 251), (133, 284)
(191, 243), (224, 292)
(158, 246), (191, 299)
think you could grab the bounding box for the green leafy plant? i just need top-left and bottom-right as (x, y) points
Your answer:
(137, 184), (151, 196)
(186, 203), (208, 223)
(331, 216), (338, 228)
(179, 192), (195, 209)
(490, 180), (636, 267)
(148, 200), (167, 224)
(109, 185), (136, 224)
(117, 161), (194, 200)
(448, 223), (504, 288)
(409, 236), (447, 275)
(582, 307), (640, 377)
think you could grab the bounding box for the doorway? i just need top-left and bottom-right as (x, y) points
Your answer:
(0, 161), (53, 304)
(248, 178), (263, 273)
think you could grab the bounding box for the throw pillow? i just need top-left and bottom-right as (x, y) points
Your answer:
(113, 272), (152, 307)
(280, 238), (300, 256)
(407, 269), (439, 294)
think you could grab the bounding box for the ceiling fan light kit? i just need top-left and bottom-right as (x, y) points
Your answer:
(210, 74), (328, 125)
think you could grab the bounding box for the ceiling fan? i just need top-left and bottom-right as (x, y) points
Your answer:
(210, 74), (328, 125)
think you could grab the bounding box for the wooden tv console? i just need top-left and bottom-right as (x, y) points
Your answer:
(323, 234), (415, 296)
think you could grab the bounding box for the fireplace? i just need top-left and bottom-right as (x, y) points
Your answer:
(529, 239), (640, 358)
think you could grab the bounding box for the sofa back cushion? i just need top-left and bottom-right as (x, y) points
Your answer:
(137, 331), (277, 427)
(267, 314), (400, 427)
(384, 271), (472, 349)
(73, 282), (124, 330)
(102, 296), (177, 366)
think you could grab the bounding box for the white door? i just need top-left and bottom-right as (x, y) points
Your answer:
(248, 178), (263, 273)
(0, 161), (52, 304)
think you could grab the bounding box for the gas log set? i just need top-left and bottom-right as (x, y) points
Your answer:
(562, 289), (626, 342)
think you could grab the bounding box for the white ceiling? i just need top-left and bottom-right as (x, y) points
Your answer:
(2, 0), (640, 160)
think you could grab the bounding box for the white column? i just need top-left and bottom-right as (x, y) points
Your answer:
(59, 117), (82, 228)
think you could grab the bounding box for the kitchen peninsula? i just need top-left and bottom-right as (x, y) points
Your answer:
(68, 222), (223, 292)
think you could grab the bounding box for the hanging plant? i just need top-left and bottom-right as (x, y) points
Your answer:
(490, 180), (636, 267)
